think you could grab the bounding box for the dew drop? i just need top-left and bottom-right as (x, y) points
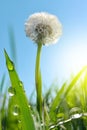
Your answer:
(7, 60), (14, 71)
(8, 87), (16, 96)
(13, 105), (20, 116)
(28, 105), (31, 109)
(19, 81), (23, 87)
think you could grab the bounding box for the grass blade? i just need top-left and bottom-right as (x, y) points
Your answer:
(4, 49), (35, 130)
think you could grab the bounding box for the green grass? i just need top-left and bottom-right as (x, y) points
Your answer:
(4, 50), (35, 130)
(0, 30), (87, 129)
(1, 50), (87, 129)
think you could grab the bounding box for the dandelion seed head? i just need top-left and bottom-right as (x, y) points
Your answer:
(25, 12), (62, 45)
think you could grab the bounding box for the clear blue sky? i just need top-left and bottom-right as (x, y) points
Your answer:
(0, 0), (87, 96)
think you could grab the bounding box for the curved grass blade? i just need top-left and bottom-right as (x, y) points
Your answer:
(4, 49), (35, 130)
(49, 66), (87, 121)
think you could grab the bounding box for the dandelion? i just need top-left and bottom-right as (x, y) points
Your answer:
(25, 12), (62, 45)
(25, 12), (62, 119)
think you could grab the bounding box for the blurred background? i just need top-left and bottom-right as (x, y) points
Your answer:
(0, 0), (87, 96)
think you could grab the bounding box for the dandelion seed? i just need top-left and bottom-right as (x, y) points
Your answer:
(25, 12), (62, 45)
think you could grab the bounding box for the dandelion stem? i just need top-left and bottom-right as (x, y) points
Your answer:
(35, 43), (42, 119)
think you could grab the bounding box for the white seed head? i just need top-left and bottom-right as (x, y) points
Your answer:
(25, 12), (62, 45)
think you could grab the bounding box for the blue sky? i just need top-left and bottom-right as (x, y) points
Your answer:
(1, 0), (87, 96)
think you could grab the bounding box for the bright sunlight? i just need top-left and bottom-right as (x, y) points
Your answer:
(50, 39), (87, 84)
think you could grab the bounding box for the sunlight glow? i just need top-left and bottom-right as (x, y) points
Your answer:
(66, 44), (87, 74)
(50, 41), (87, 85)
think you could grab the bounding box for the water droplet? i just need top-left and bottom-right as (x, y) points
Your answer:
(7, 60), (14, 71)
(28, 105), (31, 109)
(69, 107), (82, 119)
(19, 81), (23, 87)
(8, 87), (16, 96)
(13, 105), (20, 116)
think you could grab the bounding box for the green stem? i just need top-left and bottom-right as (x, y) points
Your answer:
(0, 112), (1, 130)
(35, 43), (42, 119)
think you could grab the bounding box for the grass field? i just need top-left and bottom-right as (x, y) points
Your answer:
(1, 27), (87, 130)
(0, 50), (87, 130)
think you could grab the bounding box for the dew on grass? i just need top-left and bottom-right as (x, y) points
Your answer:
(7, 60), (14, 71)
(19, 81), (23, 87)
(28, 105), (31, 109)
(13, 105), (20, 116)
(8, 87), (16, 96)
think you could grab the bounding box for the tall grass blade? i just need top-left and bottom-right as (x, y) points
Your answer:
(4, 49), (35, 130)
